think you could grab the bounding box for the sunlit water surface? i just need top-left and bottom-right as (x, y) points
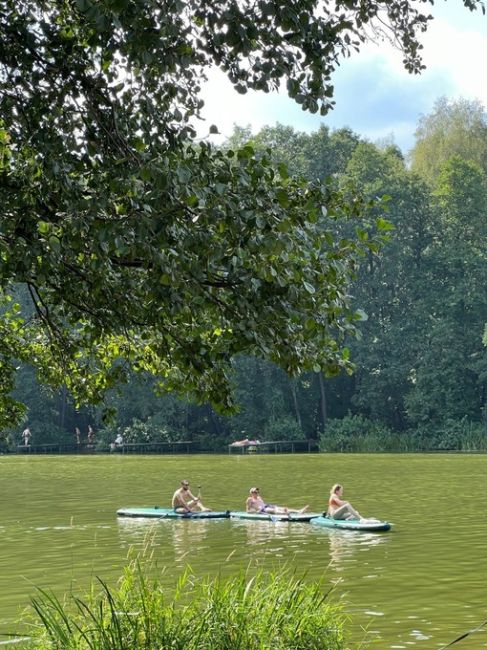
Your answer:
(1, 453), (487, 648)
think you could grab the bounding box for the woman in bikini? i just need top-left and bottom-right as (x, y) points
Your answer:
(245, 488), (308, 514)
(327, 484), (362, 520)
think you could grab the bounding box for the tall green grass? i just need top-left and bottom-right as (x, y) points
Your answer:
(320, 415), (487, 452)
(24, 559), (346, 649)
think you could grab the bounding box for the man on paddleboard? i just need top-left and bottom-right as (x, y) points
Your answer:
(172, 480), (211, 513)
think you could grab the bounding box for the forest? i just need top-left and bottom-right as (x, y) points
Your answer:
(4, 97), (486, 453)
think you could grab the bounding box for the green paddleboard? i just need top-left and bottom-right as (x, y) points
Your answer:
(230, 511), (320, 522)
(117, 507), (230, 519)
(311, 516), (391, 531)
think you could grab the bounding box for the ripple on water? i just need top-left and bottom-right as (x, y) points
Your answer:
(4, 453), (487, 648)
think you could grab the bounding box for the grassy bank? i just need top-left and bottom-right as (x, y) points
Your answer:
(24, 560), (346, 649)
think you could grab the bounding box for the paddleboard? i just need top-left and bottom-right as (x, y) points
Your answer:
(311, 515), (391, 531)
(230, 511), (320, 522)
(117, 507), (230, 519)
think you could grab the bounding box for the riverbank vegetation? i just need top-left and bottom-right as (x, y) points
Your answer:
(25, 562), (345, 650)
(0, 1), (485, 453)
(4, 98), (486, 454)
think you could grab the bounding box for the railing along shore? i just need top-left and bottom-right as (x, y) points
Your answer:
(8, 439), (319, 455)
(13, 441), (194, 455)
(228, 440), (319, 454)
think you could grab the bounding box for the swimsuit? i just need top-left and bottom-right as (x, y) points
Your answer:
(328, 495), (342, 516)
(248, 496), (271, 512)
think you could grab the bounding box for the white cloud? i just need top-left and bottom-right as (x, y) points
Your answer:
(421, 16), (487, 105)
(197, 5), (487, 152)
(198, 67), (273, 140)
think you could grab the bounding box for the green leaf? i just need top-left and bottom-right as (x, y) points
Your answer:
(37, 221), (50, 234)
(276, 189), (289, 208)
(376, 217), (394, 231)
(303, 281), (315, 295)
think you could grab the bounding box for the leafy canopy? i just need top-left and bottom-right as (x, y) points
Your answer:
(410, 97), (487, 183)
(0, 0), (483, 425)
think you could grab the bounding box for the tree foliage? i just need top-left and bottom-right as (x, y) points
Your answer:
(0, 0), (484, 427)
(403, 157), (487, 423)
(225, 124), (361, 180)
(5, 114), (487, 447)
(410, 97), (487, 183)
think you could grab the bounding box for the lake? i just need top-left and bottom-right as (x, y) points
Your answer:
(1, 453), (487, 648)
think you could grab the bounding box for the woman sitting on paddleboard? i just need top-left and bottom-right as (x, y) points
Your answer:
(327, 484), (363, 520)
(246, 488), (308, 515)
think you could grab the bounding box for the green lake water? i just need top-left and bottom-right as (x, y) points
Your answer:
(1, 453), (487, 649)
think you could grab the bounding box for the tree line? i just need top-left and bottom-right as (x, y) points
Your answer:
(4, 97), (486, 452)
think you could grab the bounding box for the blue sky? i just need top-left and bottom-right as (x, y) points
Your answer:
(200, 2), (487, 155)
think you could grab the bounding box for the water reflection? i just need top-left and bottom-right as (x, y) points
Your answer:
(235, 520), (307, 546)
(171, 519), (211, 565)
(323, 530), (390, 573)
(117, 517), (219, 567)
(227, 520), (319, 570)
(116, 516), (162, 549)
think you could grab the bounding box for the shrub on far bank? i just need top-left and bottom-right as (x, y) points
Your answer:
(320, 415), (487, 452)
(25, 561), (346, 650)
(320, 415), (400, 452)
(407, 419), (487, 452)
(97, 417), (177, 448)
(264, 415), (306, 441)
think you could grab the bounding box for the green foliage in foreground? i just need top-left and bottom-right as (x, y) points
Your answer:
(0, 0), (399, 427)
(26, 563), (345, 650)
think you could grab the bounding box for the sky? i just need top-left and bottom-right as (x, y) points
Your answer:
(199, 2), (487, 155)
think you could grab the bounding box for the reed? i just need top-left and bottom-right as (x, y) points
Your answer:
(25, 560), (346, 649)
(321, 415), (486, 452)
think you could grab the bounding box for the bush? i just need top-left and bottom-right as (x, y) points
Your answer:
(320, 415), (398, 452)
(320, 415), (487, 452)
(192, 432), (228, 452)
(408, 419), (487, 451)
(0, 430), (12, 452)
(264, 415), (305, 441)
(26, 561), (346, 650)
(120, 417), (174, 444)
(17, 422), (69, 446)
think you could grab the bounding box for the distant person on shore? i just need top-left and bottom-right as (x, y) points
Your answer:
(75, 427), (81, 445)
(87, 425), (95, 446)
(327, 484), (363, 520)
(245, 487), (308, 515)
(110, 433), (124, 451)
(172, 480), (211, 513)
(230, 438), (261, 447)
(21, 427), (31, 446)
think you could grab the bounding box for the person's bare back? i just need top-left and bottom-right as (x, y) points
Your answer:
(172, 480), (211, 512)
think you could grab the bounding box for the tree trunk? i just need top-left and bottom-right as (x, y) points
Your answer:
(291, 380), (302, 429)
(59, 384), (67, 429)
(317, 372), (327, 434)
(207, 405), (222, 437)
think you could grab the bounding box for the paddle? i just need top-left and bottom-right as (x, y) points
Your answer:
(184, 485), (203, 516)
(439, 617), (487, 649)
